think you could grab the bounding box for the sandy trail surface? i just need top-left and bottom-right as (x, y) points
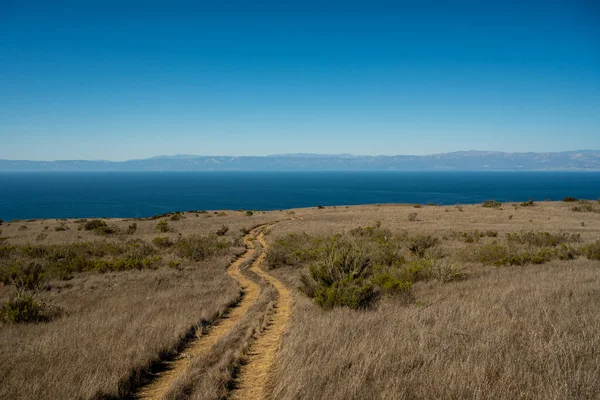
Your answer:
(136, 228), (265, 400)
(230, 231), (293, 400)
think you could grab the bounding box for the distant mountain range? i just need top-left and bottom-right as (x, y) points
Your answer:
(1, 151), (600, 171)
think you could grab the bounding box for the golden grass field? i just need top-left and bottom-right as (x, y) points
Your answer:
(1, 200), (599, 399)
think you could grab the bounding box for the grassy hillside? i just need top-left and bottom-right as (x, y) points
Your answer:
(1, 200), (599, 399)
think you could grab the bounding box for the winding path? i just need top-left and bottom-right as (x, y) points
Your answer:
(136, 228), (264, 400)
(230, 231), (293, 400)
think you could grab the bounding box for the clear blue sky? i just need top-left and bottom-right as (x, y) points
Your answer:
(1, 0), (599, 161)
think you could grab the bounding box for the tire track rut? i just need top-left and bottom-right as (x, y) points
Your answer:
(136, 227), (266, 400)
(230, 231), (293, 400)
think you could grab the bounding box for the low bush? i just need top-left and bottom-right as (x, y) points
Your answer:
(174, 235), (230, 261)
(267, 233), (328, 269)
(571, 203), (599, 213)
(94, 224), (118, 235)
(245, 210), (254, 216)
(466, 242), (579, 266)
(408, 212), (418, 221)
(521, 199), (535, 206)
(84, 219), (106, 231)
(404, 257), (466, 283)
(0, 292), (49, 324)
(54, 223), (68, 232)
(0, 263), (53, 324)
(482, 200), (502, 208)
(581, 241), (600, 260)
(170, 213), (182, 221)
(126, 223), (137, 234)
(298, 237), (462, 310)
(506, 230), (581, 247)
(407, 234), (439, 257)
(563, 196), (578, 202)
(156, 220), (169, 233)
(152, 236), (173, 248)
(216, 225), (229, 236)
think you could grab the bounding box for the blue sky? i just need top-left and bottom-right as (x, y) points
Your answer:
(1, 1), (599, 161)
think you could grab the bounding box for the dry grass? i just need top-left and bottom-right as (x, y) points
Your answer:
(270, 260), (600, 399)
(0, 211), (285, 399)
(1, 202), (600, 399)
(165, 276), (277, 400)
(266, 201), (600, 399)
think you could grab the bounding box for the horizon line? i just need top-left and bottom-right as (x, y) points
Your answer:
(1, 149), (599, 163)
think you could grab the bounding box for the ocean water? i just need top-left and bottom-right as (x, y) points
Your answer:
(0, 171), (599, 221)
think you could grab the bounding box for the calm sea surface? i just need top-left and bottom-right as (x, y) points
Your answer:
(1, 171), (599, 221)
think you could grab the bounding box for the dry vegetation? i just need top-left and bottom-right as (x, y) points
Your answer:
(0, 210), (283, 399)
(1, 201), (600, 399)
(266, 201), (600, 400)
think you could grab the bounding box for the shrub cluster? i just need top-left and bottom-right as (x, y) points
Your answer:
(482, 200), (502, 208)
(216, 225), (229, 236)
(0, 263), (54, 324)
(174, 235), (230, 262)
(520, 199), (535, 207)
(271, 226), (459, 310)
(0, 239), (158, 283)
(454, 230), (498, 243)
(506, 230), (581, 247)
(466, 242), (580, 266)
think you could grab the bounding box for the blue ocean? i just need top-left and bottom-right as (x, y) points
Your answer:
(0, 171), (599, 221)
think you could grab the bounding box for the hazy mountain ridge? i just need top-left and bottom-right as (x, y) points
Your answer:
(1, 151), (599, 171)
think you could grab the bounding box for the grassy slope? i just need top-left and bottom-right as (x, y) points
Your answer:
(1, 201), (599, 399)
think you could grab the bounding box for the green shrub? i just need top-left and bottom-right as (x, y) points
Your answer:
(407, 234), (439, 257)
(0, 292), (48, 324)
(170, 213), (182, 221)
(581, 241), (600, 260)
(267, 233), (326, 269)
(245, 210), (254, 216)
(371, 271), (413, 293)
(563, 196), (578, 202)
(482, 200), (502, 208)
(521, 199), (535, 206)
(404, 257), (466, 283)
(126, 223), (137, 234)
(0, 245), (16, 258)
(152, 236), (173, 248)
(506, 230), (581, 247)
(54, 223), (68, 232)
(312, 277), (379, 310)
(84, 219), (106, 231)
(300, 244), (378, 310)
(175, 235), (229, 261)
(467, 242), (574, 266)
(216, 225), (229, 236)
(156, 220), (169, 233)
(94, 224), (118, 235)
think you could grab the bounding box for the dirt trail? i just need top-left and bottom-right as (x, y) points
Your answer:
(137, 228), (266, 400)
(231, 231), (293, 400)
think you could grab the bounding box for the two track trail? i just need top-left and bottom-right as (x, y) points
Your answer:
(231, 231), (293, 400)
(137, 228), (266, 400)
